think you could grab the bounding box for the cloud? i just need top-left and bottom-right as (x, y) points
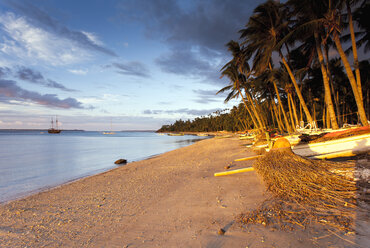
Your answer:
(118, 0), (258, 83)
(0, 67), (11, 78)
(118, 0), (251, 52)
(68, 69), (88, 75)
(143, 108), (222, 116)
(14, 66), (76, 92)
(108, 62), (150, 78)
(3, 0), (116, 57)
(193, 89), (224, 104)
(156, 48), (212, 75)
(0, 79), (84, 109)
(0, 12), (91, 65)
(155, 47), (226, 85)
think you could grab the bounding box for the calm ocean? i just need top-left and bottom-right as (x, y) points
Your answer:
(0, 130), (208, 203)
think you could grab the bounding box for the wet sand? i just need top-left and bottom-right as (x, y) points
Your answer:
(0, 137), (367, 247)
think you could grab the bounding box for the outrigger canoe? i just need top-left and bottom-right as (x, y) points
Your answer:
(292, 133), (370, 158)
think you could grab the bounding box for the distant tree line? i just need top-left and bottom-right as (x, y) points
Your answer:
(157, 104), (251, 132)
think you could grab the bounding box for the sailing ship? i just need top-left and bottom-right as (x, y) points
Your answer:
(103, 118), (115, 135)
(48, 116), (61, 134)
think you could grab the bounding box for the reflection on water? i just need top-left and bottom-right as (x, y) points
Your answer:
(0, 131), (208, 203)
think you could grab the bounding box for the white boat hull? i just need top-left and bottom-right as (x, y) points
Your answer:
(292, 133), (370, 157)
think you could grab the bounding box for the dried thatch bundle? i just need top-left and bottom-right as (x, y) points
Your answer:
(240, 138), (357, 231)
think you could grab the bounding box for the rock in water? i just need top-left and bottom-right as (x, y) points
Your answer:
(115, 159), (127, 164)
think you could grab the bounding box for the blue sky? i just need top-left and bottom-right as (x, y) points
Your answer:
(0, 0), (265, 131)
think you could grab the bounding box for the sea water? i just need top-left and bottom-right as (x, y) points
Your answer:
(0, 130), (208, 203)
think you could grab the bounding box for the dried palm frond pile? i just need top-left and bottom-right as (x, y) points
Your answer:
(239, 139), (357, 231)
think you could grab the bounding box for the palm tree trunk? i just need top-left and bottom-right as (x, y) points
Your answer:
(269, 105), (275, 126)
(287, 93), (296, 131)
(289, 94), (299, 128)
(326, 107), (331, 129)
(347, 2), (362, 102)
(333, 32), (368, 126)
(279, 51), (313, 124)
(323, 105), (326, 129)
(313, 102), (317, 125)
(273, 81), (292, 133)
(324, 43), (342, 127)
(268, 63), (292, 132)
(275, 100), (285, 131)
(314, 32), (339, 129)
(250, 92), (267, 128)
(237, 88), (259, 130)
(245, 90), (265, 130)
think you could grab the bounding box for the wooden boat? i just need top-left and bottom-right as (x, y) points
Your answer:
(48, 117), (61, 134)
(292, 133), (370, 158)
(239, 135), (256, 140)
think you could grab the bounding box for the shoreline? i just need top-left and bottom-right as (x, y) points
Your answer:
(0, 133), (209, 205)
(0, 137), (366, 247)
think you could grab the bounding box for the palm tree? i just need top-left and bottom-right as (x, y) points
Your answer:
(219, 41), (266, 131)
(345, 0), (362, 102)
(239, 0), (314, 126)
(286, 0), (368, 126)
(283, 0), (339, 128)
(352, 0), (370, 52)
(254, 67), (294, 133)
(327, 1), (368, 125)
(218, 61), (261, 130)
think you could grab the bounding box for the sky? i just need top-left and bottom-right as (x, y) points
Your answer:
(0, 0), (265, 131)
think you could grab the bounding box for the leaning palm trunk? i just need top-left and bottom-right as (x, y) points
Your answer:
(245, 90), (265, 128)
(269, 63), (293, 133)
(288, 94), (299, 128)
(333, 32), (368, 126)
(290, 94), (299, 128)
(272, 99), (284, 132)
(279, 51), (314, 125)
(275, 82), (292, 133)
(347, 2), (362, 102)
(324, 44), (342, 127)
(237, 88), (260, 130)
(254, 96), (268, 128)
(245, 91), (265, 131)
(314, 32), (339, 129)
(287, 95), (296, 132)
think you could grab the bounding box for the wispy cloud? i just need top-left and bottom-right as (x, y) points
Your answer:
(107, 62), (150, 78)
(193, 89), (224, 104)
(14, 66), (76, 92)
(0, 79), (84, 109)
(68, 69), (88, 75)
(0, 12), (91, 65)
(143, 108), (221, 116)
(3, 0), (116, 56)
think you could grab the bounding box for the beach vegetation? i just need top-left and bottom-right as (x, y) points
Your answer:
(160, 0), (369, 133)
(223, 0), (369, 132)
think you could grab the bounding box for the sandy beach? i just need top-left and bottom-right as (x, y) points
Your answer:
(0, 136), (368, 247)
